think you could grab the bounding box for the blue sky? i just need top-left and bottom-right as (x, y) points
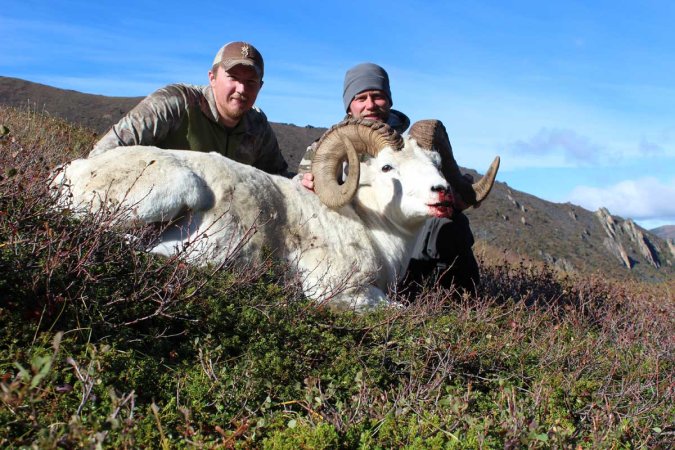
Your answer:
(2, 0), (674, 229)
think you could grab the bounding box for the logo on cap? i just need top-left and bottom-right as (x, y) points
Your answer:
(241, 44), (250, 58)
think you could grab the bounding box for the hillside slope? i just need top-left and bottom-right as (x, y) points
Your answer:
(0, 76), (325, 170)
(651, 225), (675, 241)
(0, 76), (143, 133)
(465, 174), (674, 282)
(0, 77), (672, 282)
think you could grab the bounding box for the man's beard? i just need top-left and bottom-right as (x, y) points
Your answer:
(223, 94), (250, 120)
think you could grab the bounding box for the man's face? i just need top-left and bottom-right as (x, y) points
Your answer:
(208, 64), (262, 127)
(348, 89), (391, 122)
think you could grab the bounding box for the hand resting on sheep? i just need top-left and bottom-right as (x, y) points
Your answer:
(51, 119), (499, 310)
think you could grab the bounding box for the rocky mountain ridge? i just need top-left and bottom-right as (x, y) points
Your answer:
(464, 177), (673, 282)
(1, 76), (672, 283)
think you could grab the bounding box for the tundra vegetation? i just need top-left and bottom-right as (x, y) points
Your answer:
(1, 104), (673, 448)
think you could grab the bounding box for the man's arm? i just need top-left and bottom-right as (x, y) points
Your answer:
(294, 140), (319, 189)
(251, 118), (289, 176)
(89, 85), (185, 157)
(296, 140), (318, 176)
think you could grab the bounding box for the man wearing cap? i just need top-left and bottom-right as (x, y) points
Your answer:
(90, 41), (288, 175)
(297, 62), (480, 295)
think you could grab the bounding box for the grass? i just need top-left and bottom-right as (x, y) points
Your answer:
(0, 104), (673, 448)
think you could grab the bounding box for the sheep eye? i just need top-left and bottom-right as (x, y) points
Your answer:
(381, 164), (393, 173)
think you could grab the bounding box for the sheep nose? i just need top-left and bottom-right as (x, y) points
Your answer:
(431, 184), (447, 193)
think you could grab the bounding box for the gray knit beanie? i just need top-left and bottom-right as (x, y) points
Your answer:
(342, 63), (392, 112)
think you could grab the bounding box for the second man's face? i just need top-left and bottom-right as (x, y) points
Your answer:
(209, 64), (262, 127)
(348, 90), (391, 122)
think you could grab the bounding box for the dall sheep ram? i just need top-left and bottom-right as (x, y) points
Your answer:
(52, 119), (499, 310)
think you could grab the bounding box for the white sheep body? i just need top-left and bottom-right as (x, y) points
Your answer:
(53, 141), (451, 310)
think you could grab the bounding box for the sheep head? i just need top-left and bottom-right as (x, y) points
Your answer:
(311, 119), (403, 209)
(408, 119), (500, 206)
(357, 139), (454, 225)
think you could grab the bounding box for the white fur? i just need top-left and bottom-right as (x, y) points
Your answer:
(52, 140), (450, 310)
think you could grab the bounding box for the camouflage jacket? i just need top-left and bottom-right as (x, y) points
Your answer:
(90, 83), (288, 175)
(296, 109), (410, 175)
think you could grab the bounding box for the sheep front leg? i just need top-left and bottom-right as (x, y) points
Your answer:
(316, 285), (397, 312)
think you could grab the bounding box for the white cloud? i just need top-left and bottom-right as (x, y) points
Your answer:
(568, 176), (675, 222)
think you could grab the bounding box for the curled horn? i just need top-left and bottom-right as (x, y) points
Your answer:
(312, 118), (403, 209)
(408, 119), (500, 205)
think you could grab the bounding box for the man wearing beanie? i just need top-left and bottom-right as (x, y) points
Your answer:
(297, 62), (409, 176)
(297, 62), (480, 296)
(90, 41), (288, 176)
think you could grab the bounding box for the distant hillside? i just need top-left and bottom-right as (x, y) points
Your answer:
(651, 225), (675, 241)
(1, 76), (672, 282)
(0, 75), (325, 170)
(269, 122), (325, 172)
(465, 177), (674, 282)
(0, 76), (143, 133)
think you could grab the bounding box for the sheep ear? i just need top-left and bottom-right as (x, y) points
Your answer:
(357, 158), (375, 185)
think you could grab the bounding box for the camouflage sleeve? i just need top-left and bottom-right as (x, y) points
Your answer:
(251, 114), (289, 176)
(297, 139), (319, 175)
(89, 85), (185, 157)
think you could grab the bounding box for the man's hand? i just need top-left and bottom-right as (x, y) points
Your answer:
(301, 172), (315, 192)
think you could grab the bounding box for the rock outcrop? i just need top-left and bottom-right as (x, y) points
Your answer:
(596, 208), (631, 268)
(594, 208), (663, 269)
(623, 219), (660, 268)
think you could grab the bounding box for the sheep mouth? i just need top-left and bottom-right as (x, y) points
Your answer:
(430, 200), (452, 207)
(427, 201), (454, 218)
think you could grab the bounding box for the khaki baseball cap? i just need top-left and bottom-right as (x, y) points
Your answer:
(212, 41), (264, 78)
